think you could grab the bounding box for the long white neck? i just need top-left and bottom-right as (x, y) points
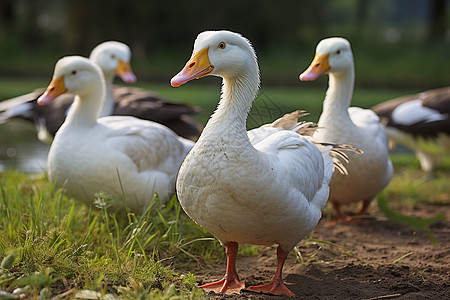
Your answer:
(99, 70), (115, 117)
(65, 78), (105, 128)
(202, 70), (259, 144)
(318, 67), (355, 127)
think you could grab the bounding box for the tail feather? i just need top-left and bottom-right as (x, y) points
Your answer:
(270, 110), (318, 136)
(270, 110), (309, 129)
(314, 142), (363, 175)
(292, 121), (318, 137)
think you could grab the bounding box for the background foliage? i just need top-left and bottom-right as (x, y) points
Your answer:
(0, 0), (448, 89)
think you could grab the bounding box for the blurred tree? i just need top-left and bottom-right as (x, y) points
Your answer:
(0, 0), (448, 88)
(0, 0), (13, 28)
(16, 0), (44, 51)
(355, 0), (369, 38)
(428, 0), (447, 41)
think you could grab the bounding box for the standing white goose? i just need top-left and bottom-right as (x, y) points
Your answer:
(38, 56), (194, 212)
(371, 87), (450, 173)
(300, 37), (393, 222)
(171, 30), (338, 296)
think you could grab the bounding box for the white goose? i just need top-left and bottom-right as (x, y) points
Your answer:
(371, 87), (450, 173)
(171, 30), (341, 296)
(300, 37), (393, 222)
(38, 56), (194, 212)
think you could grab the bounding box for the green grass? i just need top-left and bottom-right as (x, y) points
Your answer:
(0, 171), (220, 299)
(0, 78), (49, 101)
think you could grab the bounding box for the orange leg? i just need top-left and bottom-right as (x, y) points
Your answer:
(357, 198), (371, 216)
(327, 201), (345, 226)
(332, 201), (345, 221)
(246, 246), (294, 296)
(200, 242), (245, 294)
(344, 198), (371, 223)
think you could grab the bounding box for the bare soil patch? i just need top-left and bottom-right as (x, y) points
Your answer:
(187, 202), (450, 299)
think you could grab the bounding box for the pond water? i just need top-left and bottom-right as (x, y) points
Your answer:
(0, 121), (49, 173)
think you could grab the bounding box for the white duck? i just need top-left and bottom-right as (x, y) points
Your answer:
(171, 30), (341, 296)
(0, 41), (202, 142)
(300, 37), (393, 222)
(38, 56), (194, 212)
(371, 87), (450, 173)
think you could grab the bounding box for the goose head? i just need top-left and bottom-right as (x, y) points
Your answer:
(171, 30), (259, 87)
(37, 56), (104, 106)
(300, 37), (353, 81)
(89, 41), (137, 83)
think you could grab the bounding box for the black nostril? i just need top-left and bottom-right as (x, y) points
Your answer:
(189, 62), (196, 69)
(315, 63), (320, 68)
(49, 87), (55, 91)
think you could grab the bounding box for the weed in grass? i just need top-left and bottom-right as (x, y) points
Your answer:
(377, 194), (445, 246)
(375, 154), (448, 246)
(295, 237), (364, 264)
(12, 267), (56, 292)
(1, 251), (18, 269)
(294, 244), (320, 264)
(390, 252), (414, 264)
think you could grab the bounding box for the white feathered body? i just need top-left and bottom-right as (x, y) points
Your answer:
(177, 109), (332, 251)
(49, 114), (192, 211)
(315, 106), (392, 205)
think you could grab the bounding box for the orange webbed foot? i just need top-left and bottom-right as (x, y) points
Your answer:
(344, 214), (370, 224)
(246, 278), (294, 296)
(200, 242), (245, 295)
(246, 246), (295, 296)
(200, 277), (245, 294)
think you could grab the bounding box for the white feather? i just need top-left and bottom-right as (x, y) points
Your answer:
(392, 99), (446, 125)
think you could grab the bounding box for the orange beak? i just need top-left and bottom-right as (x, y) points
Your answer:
(115, 59), (137, 83)
(37, 76), (68, 106)
(299, 53), (330, 81)
(171, 47), (214, 87)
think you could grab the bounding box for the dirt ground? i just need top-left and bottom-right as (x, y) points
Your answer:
(187, 202), (450, 299)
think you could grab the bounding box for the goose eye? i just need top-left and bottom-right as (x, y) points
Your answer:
(336, 50), (341, 55)
(71, 70), (77, 75)
(218, 42), (226, 49)
(111, 54), (116, 60)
